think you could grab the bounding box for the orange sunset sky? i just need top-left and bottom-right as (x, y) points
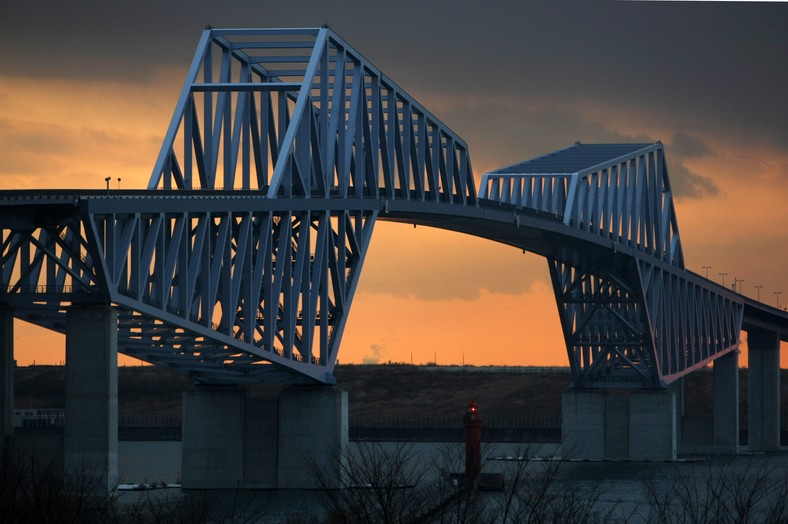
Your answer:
(2, 1), (787, 369)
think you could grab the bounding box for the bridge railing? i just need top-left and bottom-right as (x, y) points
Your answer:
(479, 174), (570, 216)
(481, 144), (684, 268)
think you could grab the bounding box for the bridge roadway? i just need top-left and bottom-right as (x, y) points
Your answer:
(1, 187), (786, 384)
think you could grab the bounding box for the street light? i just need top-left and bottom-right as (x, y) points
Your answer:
(104, 176), (111, 194)
(702, 266), (712, 279)
(775, 291), (783, 309)
(719, 272), (728, 287)
(754, 284), (763, 302)
(733, 278), (744, 293)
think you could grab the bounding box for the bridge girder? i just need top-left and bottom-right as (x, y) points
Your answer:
(0, 198), (379, 384)
(0, 186), (782, 386)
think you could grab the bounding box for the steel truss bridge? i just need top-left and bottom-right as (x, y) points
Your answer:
(1, 28), (786, 388)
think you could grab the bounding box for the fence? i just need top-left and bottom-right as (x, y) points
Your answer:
(350, 415), (562, 430)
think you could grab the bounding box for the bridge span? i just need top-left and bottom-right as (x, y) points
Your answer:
(1, 27), (786, 490)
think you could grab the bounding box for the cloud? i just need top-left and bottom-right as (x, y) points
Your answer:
(423, 99), (656, 175)
(670, 131), (711, 159)
(665, 132), (718, 199)
(2, 0), (786, 154)
(0, 117), (154, 188)
(666, 160), (718, 200)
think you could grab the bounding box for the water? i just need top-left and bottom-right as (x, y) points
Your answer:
(116, 441), (788, 523)
(118, 441), (566, 485)
(119, 441), (181, 484)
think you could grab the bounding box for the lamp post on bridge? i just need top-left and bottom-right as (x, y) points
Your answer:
(754, 284), (763, 302)
(702, 266), (712, 279)
(719, 272), (728, 287)
(733, 278), (744, 294)
(775, 291), (783, 309)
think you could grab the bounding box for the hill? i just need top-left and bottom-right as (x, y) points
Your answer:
(12, 364), (788, 423)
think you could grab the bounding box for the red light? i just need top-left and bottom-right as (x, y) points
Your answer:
(466, 400), (479, 414)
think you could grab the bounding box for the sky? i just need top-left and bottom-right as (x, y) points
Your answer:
(1, 0), (787, 368)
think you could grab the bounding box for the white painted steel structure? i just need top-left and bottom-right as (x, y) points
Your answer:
(0, 28), (786, 387)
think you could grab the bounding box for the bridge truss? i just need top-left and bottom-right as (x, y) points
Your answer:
(483, 144), (745, 387)
(1, 28), (786, 387)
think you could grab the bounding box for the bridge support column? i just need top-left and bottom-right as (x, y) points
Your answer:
(713, 350), (739, 452)
(561, 390), (606, 459)
(629, 389), (677, 461)
(182, 387), (247, 489)
(669, 378), (684, 453)
(562, 389), (677, 460)
(1, 309), (13, 449)
(181, 385), (347, 489)
(64, 305), (118, 494)
(278, 386), (348, 489)
(747, 328), (780, 450)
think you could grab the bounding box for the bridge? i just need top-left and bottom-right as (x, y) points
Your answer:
(1, 27), (786, 491)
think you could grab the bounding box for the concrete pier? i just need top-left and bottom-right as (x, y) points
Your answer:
(181, 385), (347, 489)
(0, 309), (12, 448)
(243, 395), (279, 488)
(712, 350), (739, 452)
(747, 328), (780, 450)
(669, 378), (684, 453)
(181, 387), (246, 489)
(561, 389), (606, 459)
(562, 388), (677, 460)
(64, 305), (118, 494)
(277, 386), (348, 489)
(629, 389), (676, 460)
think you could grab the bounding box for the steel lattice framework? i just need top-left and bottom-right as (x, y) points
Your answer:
(1, 28), (786, 386)
(482, 144), (745, 386)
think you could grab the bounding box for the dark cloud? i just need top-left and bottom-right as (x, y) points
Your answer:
(433, 102), (656, 174)
(666, 159), (718, 200)
(669, 131), (711, 159)
(0, 0), (788, 203)
(2, 1), (786, 182)
(665, 132), (718, 199)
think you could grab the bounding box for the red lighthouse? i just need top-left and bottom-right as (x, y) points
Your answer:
(463, 400), (483, 485)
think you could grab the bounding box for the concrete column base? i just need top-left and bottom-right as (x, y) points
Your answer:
(748, 328), (780, 450)
(181, 385), (347, 489)
(713, 350), (739, 452)
(243, 395), (279, 488)
(629, 389), (676, 461)
(669, 378), (684, 453)
(277, 386), (348, 489)
(181, 387), (246, 489)
(562, 388), (677, 460)
(64, 305), (118, 494)
(561, 389), (606, 460)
